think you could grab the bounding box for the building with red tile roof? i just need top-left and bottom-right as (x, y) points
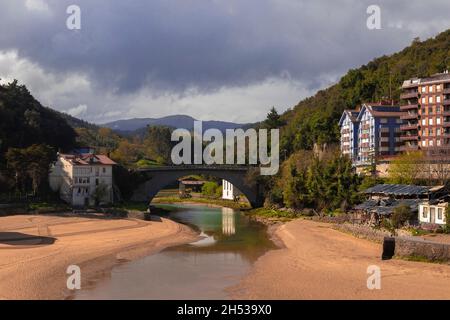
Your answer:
(49, 152), (116, 206)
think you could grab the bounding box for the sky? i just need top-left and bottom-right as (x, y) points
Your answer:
(0, 0), (449, 124)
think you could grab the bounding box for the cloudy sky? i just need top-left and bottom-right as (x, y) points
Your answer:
(0, 0), (449, 124)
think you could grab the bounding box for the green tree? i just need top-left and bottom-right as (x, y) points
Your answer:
(202, 181), (220, 198)
(92, 182), (109, 206)
(263, 107), (286, 129)
(6, 144), (55, 194)
(143, 126), (174, 164)
(387, 151), (425, 184)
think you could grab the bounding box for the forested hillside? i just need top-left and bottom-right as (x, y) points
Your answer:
(280, 29), (450, 154)
(0, 80), (77, 160)
(262, 29), (450, 213)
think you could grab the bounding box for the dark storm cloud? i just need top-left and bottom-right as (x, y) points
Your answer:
(0, 0), (447, 94)
(0, 0), (449, 122)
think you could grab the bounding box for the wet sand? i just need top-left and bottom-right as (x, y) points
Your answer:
(230, 219), (450, 299)
(0, 214), (198, 300)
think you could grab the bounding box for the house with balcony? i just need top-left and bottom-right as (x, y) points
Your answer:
(355, 103), (404, 166)
(400, 71), (450, 156)
(49, 151), (116, 207)
(338, 109), (360, 161)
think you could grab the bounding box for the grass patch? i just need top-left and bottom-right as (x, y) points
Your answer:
(409, 228), (432, 236)
(151, 196), (251, 210)
(113, 202), (150, 212)
(28, 201), (71, 213)
(399, 254), (446, 264)
(246, 208), (299, 220)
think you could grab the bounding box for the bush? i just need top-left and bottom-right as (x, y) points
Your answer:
(201, 181), (220, 198)
(391, 204), (414, 229)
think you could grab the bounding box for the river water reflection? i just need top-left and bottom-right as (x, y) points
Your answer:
(74, 204), (275, 299)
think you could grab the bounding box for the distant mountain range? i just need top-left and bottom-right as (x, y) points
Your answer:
(102, 115), (248, 133)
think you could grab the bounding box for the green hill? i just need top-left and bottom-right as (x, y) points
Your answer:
(0, 80), (77, 160)
(280, 29), (450, 154)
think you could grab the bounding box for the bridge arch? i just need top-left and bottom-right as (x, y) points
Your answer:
(130, 166), (263, 208)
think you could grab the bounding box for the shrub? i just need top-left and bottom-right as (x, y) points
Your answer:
(201, 181), (220, 198)
(391, 204), (414, 229)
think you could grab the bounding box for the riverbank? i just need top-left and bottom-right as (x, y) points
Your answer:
(0, 213), (198, 299)
(152, 196), (251, 210)
(230, 219), (450, 299)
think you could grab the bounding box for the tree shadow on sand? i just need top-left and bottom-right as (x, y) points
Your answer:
(0, 232), (56, 246)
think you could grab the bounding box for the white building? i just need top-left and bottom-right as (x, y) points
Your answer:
(222, 179), (241, 201)
(419, 202), (447, 226)
(49, 153), (116, 207)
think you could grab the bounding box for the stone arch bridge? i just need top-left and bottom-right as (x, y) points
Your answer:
(131, 165), (263, 208)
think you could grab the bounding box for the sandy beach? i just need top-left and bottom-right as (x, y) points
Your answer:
(231, 219), (450, 299)
(0, 214), (198, 300)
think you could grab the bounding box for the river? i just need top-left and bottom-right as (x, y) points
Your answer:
(74, 204), (275, 299)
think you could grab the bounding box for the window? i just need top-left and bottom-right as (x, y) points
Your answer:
(438, 208), (443, 220)
(429, 96), (433, 103)
(429, 118), (433, 125)
(423, 206), (428, 218)
(437, 139), (441, 146)
(437, 117), (441, 125)
(422, 97), (426, 104)
(437, 106), (441, 113)
(437, 85), (441, 91)
(422, 87), (426, 93)
(437, 96), (441, 103)
(430, 140), (434, 146)
(437, 128), (441, 136)
(102, 167), (106, 173)
(422, 140), (427, 147)
(429, 86), (434, 92)
(422, 119), (426, 125)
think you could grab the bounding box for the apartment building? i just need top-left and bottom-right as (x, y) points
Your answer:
(339, 103), (403, 166)
(49, 152), (116, 206)
(356, 103), (403, 165)
(400, 71), (450, 155)
(338, 109), (360, 161)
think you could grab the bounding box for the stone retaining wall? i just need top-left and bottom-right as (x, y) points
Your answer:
(394, 237), (450, 262)
(334, 223), (450, 262)
(333, 223), (390, 243)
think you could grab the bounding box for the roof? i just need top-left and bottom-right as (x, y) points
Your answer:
(355, 198), (421, 215)
(179, 180), (206, 185)
(363, 184), (444, 196)
(402, 72), (450, 88)
(60, 153), (117, 166)
(338, 109), (359, 126)
(356, 104), (403, 121)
